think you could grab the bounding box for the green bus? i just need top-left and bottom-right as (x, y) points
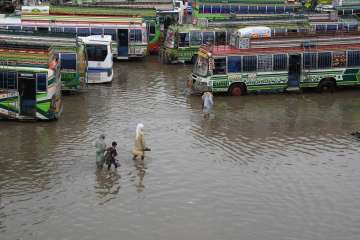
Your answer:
(0, 30), (87, 92)
(0, 43), (62, 120)
(161, 19), (310, 63)
(191, 38), (360, 96)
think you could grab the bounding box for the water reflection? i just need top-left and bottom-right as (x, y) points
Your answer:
(130, 159), (147, 193)
(95, 169), (121, 205)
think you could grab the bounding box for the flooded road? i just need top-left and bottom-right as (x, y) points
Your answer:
(1, 57), (360, 240)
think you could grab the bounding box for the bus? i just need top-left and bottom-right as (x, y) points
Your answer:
(0, 30), (87, 92)
(0, 43), (62, 120)
(0, 14), (148, 60)
(161, 19), (311, 63)
(80, 35), (113, 84)
(193, 0), (302, 20)
(191, 40), (360, 96)
(49, 4), (162, 54)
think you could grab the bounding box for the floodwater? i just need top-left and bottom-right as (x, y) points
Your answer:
(1, 56), (360, 240)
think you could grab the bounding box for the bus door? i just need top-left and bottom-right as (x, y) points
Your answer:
(18, 73), (36, 117)
(288, 54), (301, 89)
(117, 29), (129, 58)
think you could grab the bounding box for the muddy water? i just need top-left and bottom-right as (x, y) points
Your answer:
(1, 57), (360, 240)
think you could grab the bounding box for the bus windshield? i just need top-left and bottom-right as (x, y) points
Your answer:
(193, 55), (209, 77)
(86, 44), (108, 61)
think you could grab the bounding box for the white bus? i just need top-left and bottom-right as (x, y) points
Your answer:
(79, 35), (113, 84)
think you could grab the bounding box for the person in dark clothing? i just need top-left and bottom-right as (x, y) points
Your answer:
(105, 141), (119, 170)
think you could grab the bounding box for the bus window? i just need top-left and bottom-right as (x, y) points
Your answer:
(37, 27), (49, 33)
(91, 28), (103, 35)
(130, 29), (142, 42)
(215, 32), (226, 45)
(347, 50), (360, 67)
(22, 26), (35, 31)
(60, 53), (77, 70)
(37, 73), (47, 91)
(190, 31), (202, 46)
(149, 23), (156, 35)
(202, 32), (214, 45)
(77, 28), (90, 37)
(178, 32), (189, 47)
(243, 56), (257, 72)
(104, 29), (117, 41)
(213, 58), (226, 75)
(0, 72), (17, 89)
(332, 51), (346, 68)
(8, 26), (21, 30)
(303, 52), (317, 69)
(257, 55), (272, 72)
(51, 27), (63, 33)
(64, 28), (76, 34)
(273, 54), (287, 71)
(86, 44), (108, 61)
(227, 56), (242, 73)
(318, 52), (332, 69)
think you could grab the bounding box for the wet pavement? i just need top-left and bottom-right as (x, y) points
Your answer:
(1, 56), (360, 240)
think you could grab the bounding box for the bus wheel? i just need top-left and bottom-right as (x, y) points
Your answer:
(229, 83), (245, 96)
(318, 79), (336, 93)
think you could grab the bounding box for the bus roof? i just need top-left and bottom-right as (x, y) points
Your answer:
(0, 45), (51, 68)
(202, 43), (360, 57)
(49, 5), (157, 18)
(21, 14), (145, 26)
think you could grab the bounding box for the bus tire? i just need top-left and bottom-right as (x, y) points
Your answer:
(229, 83), (246, 96)
(318, 78), (336, 93)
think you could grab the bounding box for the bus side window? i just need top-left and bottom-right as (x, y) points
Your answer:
(104, 29), (116, 41)
(130, 29), (142, 42)
(190, 31), (202, 46)
(149, 23), (156, 35)
(347, 50), (360, 67)
(60, 53), (77, 70)
(51, 27), (63, 33)
(91, 28), (103, 35)
(273, 54), (287, 71)
(77, 28), (90, 37)
(37, 73), (47, 91)
(318, 52), (332, 69)
(213, 58), (226, 75)
(64, 28), (76, 34)
(227, 56), (242, 73)
(202, 32), (214, 45)
(303, 52), (317, 69)
(178, 32), (189, 47)
(243, 56), (257, 72)
(215, 32), (226, 45)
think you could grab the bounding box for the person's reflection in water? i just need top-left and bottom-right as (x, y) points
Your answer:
(130, 159), (146, 193)
(94, 169), (121, 204)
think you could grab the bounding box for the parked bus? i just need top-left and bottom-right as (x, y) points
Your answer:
(0, 14), (148, 60)
(79, 35), (113, 84)
(161, 20), (310, 63)
(191, 41), (360, 96)
(0, 30), (87, 92)
(0, 43), (62, 120)
(193, 0), (302, 20)
(49, 4), (162, 54)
